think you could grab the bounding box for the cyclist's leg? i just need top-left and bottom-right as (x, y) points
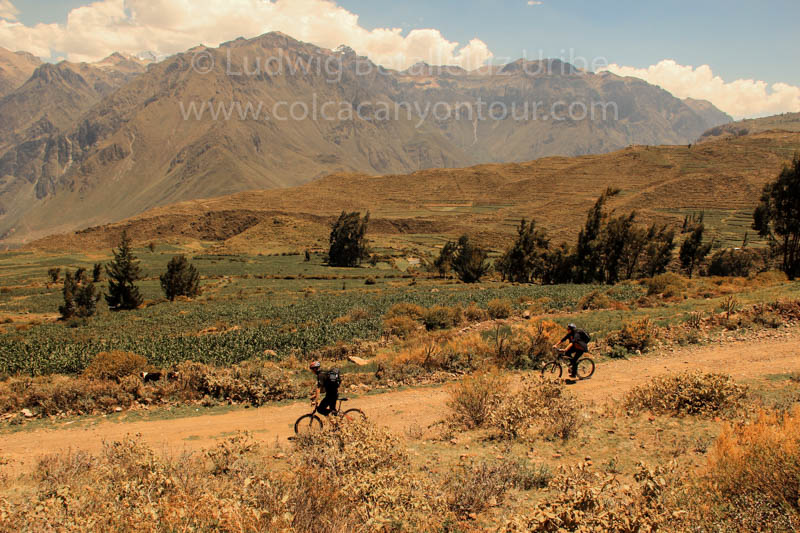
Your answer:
(565, 348), (582, 378)
(317, 393), (336, 416)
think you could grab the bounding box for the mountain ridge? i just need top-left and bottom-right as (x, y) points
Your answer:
(0, 31), (732, 245)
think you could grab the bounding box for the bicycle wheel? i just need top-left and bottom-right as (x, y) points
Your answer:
(341, 408), (366, 423)
(294, 413), (323, 435)
(576, 358), (595, 380)
(541, 361), (563, 379)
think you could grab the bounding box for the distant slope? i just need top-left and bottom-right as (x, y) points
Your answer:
(699, 112), (800, 142)
(683, 98), (732, 132)
(0, 48), (40, 97)
(29, 131), (800, 254)
(0, 32), (731, 246)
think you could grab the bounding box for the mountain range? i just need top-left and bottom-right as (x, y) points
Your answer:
(0, 33), (733, 246)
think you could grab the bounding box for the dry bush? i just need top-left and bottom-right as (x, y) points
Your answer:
(606, 317), (656, 353)
(502, 462), (675, 532)
(577, 290), (613, 310)
(82, 350), (149, 381)
(384, 302), (426, 321)
(624, 371), (748, 417)
(494, 320), (564, 370)
(422, 305), (462, 330)
(487, 298), (512, 319)
(488, 378), (582, 441)
(447, 371), (508, 429)
(206, 431), (260, 476)
(294, 420), (408, 476)
(294, 420), (452, 529)
(700, 407), (800, 527)
(175, 359), (304, 406)
(382, 315), (421, 339)
(646, 272), (687, 298)
(464, 302), (489, 322)
(444, 460), (519, 517)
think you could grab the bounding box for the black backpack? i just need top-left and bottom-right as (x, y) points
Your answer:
(325, 368), (341, 387)
(576, 329), (591, 344)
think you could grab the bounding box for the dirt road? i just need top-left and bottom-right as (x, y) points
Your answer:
(2, 331), (799, 475)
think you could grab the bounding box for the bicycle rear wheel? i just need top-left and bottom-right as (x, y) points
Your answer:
(577, 358), (595, 380)
(341, 408), (366, 423)
(294, 413), (323, 435)
(541, 361), (563, 379)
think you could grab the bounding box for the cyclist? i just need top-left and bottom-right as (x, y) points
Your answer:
(309, 361), (341, 416)
(553, 323), (590, 379)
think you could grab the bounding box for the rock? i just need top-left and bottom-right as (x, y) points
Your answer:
(468, 513), (478, 520)
(274, 453), (286, 460)
(522, 310), (531, 319)
(450, 438), (458, 445)
(348, 356), (370, 366)
(552, 453), (562, 459)
(114, 406), (123, 412)
(21, 408), (34, 418)
(585, 456), (592, 462)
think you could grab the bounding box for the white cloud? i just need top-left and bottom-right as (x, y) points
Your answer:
(0, 0), (493, 70)
(603, 59), (800, 119)
(527, 1), (544, 5)
(0, 0), (18, 21)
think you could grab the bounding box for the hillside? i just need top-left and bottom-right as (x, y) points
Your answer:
(0, 48), (40, 97)
(699, 112), (800, 142)
(0, 32), (731, 246)
(0, 57), (148, 153)
(29, 131), (799, 255)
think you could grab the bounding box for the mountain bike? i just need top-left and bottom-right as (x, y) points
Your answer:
(540, 349), (595, 380)
(293, 397), (366, 435)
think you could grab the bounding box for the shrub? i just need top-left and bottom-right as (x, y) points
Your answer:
(698, 407), (800, 529)
(464, 302), (489, 322)
(444, 460), (518, 517)
(606, 318), (656, 353)
(382, 316), (420, 339)
(422, 305), (461, 331)
(83, 351), (149, 382)
(624, 372), (748, 417)
(47, 267), (61, 283)
(364, 276), (376, 285)
(577, 290), (613, 310)
(487, 298), (512, 319)
(447, 372), (507, 429)
(488, 378), (581, 441)
(707, 248), (757, 277)
(646, 272), (687, 298)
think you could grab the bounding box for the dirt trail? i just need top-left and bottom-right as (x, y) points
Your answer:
(1, 332), (799, 475)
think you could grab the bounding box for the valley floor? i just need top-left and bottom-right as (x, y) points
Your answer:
(2, 328), (799, 476)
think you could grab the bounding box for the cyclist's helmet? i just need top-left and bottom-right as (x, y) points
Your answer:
(309, 361), (321, 371)
(567, 323), (577, 331)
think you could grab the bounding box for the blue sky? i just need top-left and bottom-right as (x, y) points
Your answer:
(15, 0), (800, 86)
(2, 0), (798, 118)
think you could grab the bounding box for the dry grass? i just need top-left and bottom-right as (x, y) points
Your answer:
(624, 371), (748, 417)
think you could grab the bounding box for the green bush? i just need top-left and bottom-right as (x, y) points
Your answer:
(646, 273), (687, 298)
(423, 305), (462, 331)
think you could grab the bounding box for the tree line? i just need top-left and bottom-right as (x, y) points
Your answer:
(56, 231), (201, 320)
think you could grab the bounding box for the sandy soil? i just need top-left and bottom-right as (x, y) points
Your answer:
(1, 330), (798, 475)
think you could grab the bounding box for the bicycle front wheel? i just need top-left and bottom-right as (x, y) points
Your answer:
(341, 408), (366, 423)
(577, 358), (595, 380)
(294, 413), (323, 435)
(541, 362), (563, 379)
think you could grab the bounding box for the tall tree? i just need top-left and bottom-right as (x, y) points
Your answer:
(641, 224), (676, 278)
(434, 240), (457, 278)
(450, 235), (490, 283)
(753, 155), (800, 279)
(160, 255), (201, 301)
(328, 211), (370, 267)
(59, 270), (100, 319)
(573, 187), (619, 283)
(105, 230), (143, 310)
(679, 223), (712, 278)
(497, 218), (550, 283)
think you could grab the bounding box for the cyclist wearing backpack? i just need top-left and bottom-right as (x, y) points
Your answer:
(309, 361), (341, 416)
(553, 323), (590, 379)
